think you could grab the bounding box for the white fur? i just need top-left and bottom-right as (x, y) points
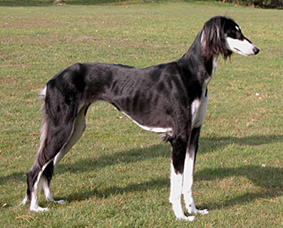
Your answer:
(226, 37), (257, 56)
(191, 95), (208, 129)
(169, 162), (195, 221)
(122, 111), (173, 134)
(183, 150), (208, 215)
(54, 107), (87, 166)
(211, 56), (218, 77)
(182, 150), (195, 212)
(40, 175), (64, 204)
(235, 25), (241, 31)
(39, 86), (47, 100)
(30, 162), (50, 212)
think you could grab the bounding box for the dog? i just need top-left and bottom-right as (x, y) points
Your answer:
(20, 16), (259, 221)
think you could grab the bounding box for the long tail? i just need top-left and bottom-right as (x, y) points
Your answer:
(36, 86), (49, 165)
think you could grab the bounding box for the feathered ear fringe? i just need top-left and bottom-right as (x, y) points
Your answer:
(201, 16), (232, 61)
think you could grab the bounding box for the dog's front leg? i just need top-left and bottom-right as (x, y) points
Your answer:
(169, 162), (194, 221)
(169, 135), (195, 221)
(183, 127), (209, 215)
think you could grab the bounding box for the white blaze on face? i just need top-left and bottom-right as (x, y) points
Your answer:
(226, 37), (258, 56)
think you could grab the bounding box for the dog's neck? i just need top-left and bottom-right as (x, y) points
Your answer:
(204, 55), (218, 85)
(176, 31), (219, 87)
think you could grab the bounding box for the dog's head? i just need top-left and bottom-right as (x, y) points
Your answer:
(202, 16), (259, 60)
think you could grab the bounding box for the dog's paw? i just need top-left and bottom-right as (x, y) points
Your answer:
(30, 206), (49, 212)
(186, 202), (209, 215)
(46, 196), (65, 204)
(177, 215), (195, 221)
(193, 209), (209, 215)
(187, 207), (209, 215)
(54, 200), (65, 204)
(171, 200), (196, 222)
(53, 199), (65, 204)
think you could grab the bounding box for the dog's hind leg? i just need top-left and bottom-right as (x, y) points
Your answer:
(40, 106), (88, 204)
(28, 161), (53, 212)
(20, 105), (51, 210)
(39, 163), (64, 204)
(26, 120), (76, 212)
(53, 106), (88, 167)
(23, 87), (85, 212)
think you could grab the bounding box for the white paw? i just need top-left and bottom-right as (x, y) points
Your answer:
(177, 215), (195, 221)
(186, 200), (209, 215)
(46, 196), (65, 204)
(53, 199), (65, 204)
(187, 206), (209, 215)
(30, 206), (49, 212)
(171, 200), (195, 222)
(195, 209), (209, 215)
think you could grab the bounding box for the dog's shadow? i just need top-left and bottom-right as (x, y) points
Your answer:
(56, 134), (282, 210)
(195, 165), (283, 210)
(1, 134), (282, 210)
(63, 165), (282, 210)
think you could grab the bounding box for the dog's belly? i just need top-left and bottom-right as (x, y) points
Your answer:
(107, 89), (174, 134)
(121, 111), (173, 134)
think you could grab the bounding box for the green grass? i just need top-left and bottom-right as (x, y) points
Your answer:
(0, 1), (282, 227)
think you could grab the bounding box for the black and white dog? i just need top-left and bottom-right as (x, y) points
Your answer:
(20, 16), (259, 221)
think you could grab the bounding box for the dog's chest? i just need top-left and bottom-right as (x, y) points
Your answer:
(191, 89), (208, 129)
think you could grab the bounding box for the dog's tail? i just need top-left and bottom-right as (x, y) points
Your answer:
(37, 86), (49, 162)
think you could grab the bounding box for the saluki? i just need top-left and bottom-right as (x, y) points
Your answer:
(20, 16), (259, 221)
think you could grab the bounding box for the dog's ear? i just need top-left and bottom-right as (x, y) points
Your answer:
(201, 17), (232, 60)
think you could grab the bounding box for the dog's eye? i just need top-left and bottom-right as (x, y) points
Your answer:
(235, 26), (241, 31)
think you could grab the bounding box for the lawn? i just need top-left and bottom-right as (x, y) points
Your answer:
(0, 1), (282, 227)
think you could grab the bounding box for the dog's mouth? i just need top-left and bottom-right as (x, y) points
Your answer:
(234, 47), (249, 56)
(234, 47), (259, 56)
(234, 47), (241, 52)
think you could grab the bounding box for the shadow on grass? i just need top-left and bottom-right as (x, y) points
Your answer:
(57, 134), (282, 209)
(195, 166), (283, 210)
(1, 134), (282, 210)
(55, 134), (282, 173)
(63, 165), (282, 211)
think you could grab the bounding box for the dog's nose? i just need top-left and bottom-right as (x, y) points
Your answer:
(253, 47), (260, 55)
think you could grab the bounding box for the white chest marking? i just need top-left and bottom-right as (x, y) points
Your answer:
(191, 93), (208, 129)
